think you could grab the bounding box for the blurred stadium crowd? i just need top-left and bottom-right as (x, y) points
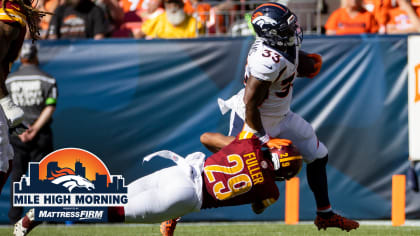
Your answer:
(22, 0), (420, 40)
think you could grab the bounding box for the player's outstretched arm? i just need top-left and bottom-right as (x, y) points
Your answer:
(200, 132), (234, 153)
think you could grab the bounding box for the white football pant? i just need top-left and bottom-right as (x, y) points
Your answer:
(220, 94), (328, 164)
(124, 152), (204, 223)
(0, 105), (13, 173)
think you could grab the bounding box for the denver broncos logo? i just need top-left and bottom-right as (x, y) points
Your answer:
(48, 168), (95, 193)
(251, 15), (278, 28)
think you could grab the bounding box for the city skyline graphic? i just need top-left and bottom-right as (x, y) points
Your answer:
(14, 148), (127, 194)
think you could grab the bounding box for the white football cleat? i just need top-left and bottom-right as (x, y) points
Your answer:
(0, 96), (24, 128)
(14, 208), (37, 236)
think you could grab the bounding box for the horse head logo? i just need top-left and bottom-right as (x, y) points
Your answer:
(252, 15), (278, 28)
(49, 168), (95, 192)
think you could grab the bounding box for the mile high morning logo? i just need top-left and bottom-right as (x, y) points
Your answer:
(13, 148), (128, 222)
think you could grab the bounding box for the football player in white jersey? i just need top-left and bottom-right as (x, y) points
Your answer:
(202, 2), (359, 232)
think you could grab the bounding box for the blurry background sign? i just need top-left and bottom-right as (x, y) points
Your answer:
(408, 35), (420, 161)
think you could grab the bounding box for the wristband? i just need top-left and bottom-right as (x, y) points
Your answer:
(258, 134), (270, 144)
(243, 123), (267, 143)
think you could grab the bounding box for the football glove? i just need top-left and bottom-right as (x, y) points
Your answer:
(306, 53), (322, 79)
(266, 138), (292, 149)
(0, 96), (24, 127)
(252, 202), (266, 214)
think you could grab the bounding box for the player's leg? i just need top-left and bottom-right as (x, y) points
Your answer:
(13, 208), (40, 236)
(9, 130), (52, 224)
(125, 165), (201, 222)
(269, 111), (359, 231)
(160, 217), (180, 236)
(0, 21), (25, 127)
(0, 160), (12, 194)
(0, 106), (14, 195)
(8, 136), (28, 224)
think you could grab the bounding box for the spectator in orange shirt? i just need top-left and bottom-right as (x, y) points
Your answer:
(385, 0), (420, 33)
(363, 0), (380, 12)
(325, 0), (379, 35)
(362, 0), (388, 32)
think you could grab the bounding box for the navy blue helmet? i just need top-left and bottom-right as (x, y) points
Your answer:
(251, 2), (302, 48)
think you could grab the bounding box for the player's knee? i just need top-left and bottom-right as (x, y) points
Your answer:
(308, 155), (328, 169)
(167, 186), (199, 213)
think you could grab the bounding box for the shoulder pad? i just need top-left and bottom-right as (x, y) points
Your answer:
(247, 44), (287, 82)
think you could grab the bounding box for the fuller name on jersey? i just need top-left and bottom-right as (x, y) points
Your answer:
(201, 136), (279, 209)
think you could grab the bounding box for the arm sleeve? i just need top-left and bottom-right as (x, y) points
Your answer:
(45, 81), (58, 106)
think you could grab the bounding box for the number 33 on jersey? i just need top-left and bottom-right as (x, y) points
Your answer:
(244, 39), (298, 117)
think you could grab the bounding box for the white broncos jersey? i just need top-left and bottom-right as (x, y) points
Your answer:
(244, 38), (299, 117)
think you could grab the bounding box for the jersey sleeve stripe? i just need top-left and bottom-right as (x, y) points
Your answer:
(280, 155), (303, 163)
(0, 10), (27, 27)
(262, 198), (277, 207)
(238, 131), (254, 140)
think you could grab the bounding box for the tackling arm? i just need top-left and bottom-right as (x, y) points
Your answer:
(200, 132), (235, 153)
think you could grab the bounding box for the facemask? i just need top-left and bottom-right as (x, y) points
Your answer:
(166, 8), (186, 26)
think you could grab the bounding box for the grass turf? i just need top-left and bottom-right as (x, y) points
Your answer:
(2, 222), (420, 236)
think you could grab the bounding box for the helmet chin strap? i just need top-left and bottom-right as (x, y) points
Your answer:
(271, 153), (281, 170)
(258, 33), (301, 49)
(277, 31), (302, 47)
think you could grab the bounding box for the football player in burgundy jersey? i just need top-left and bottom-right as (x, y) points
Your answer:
(14, 132), (301, 236)
(0, 0), (49, 197)
(201, 2), (359, 234)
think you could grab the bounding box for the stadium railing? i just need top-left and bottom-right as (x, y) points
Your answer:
(190, 0), (323, 37)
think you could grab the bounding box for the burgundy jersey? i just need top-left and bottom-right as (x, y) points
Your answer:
(201, 135), (279, 209)
(0, 1), (27, 28)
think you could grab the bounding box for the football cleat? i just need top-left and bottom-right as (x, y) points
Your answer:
(0, 96), (24, 128)
(160, 217), (180, 236)
(13, 209), (40, 236)
(314, 212), (359, 232)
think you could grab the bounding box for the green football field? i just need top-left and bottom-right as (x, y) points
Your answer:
(2, 222), (420, 236)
